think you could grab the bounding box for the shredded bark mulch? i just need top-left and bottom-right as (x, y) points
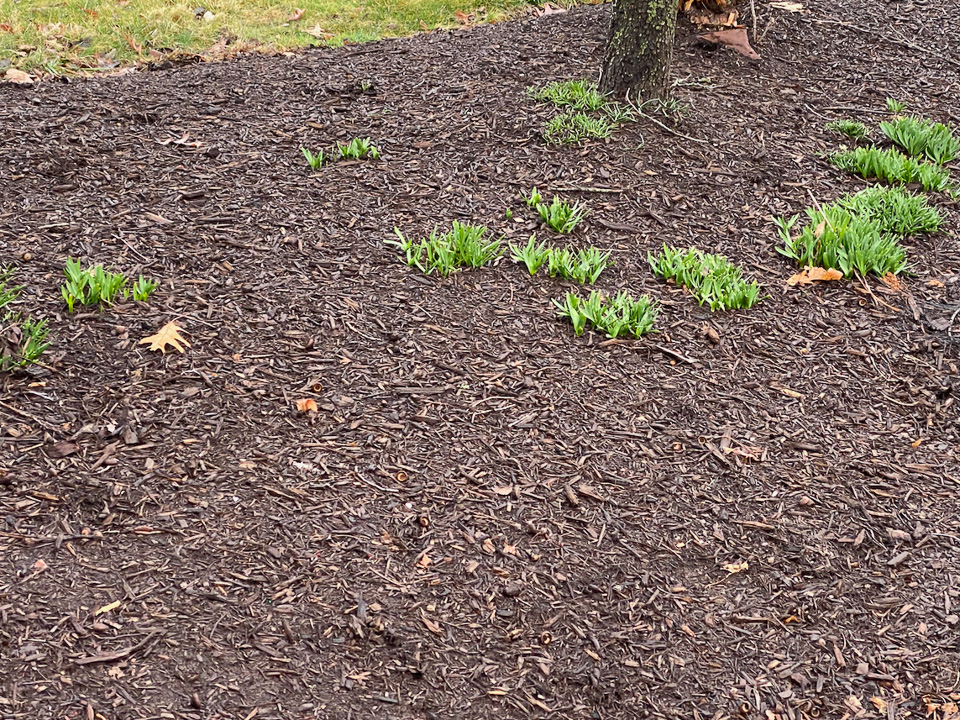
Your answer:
(2, 0), (960, 718)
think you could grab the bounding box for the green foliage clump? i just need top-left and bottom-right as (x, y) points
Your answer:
(302, 137), (380, 169)
(543, 112), (614, 144)
(830, 147), (951, 192)
(509, 236), (611, 283)
(880, 116), (960, 164)
(0, 269), (49, 370)
(775, 207), (907, 278)
(648, 245), (762, 311)
(554, 290), (658, 339)
(337, 137), (380, 160)
(886, 98), (907, 114)
(838, 186), (941, 236)
(389, 222), (502, 276)
(826, 119), (870, 141)
(521, 189), (588, 234)
(510, 235), (550, 275)
(61, 258), (157, 312)
(529, 80), (606, 111)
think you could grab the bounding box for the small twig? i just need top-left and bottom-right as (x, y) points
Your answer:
(636, 109), (710, 145)
(652, 344), (699, 365)
(553, 186), (625, 193)
(750, 0), (759, 43)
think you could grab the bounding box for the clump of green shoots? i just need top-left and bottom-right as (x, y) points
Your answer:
(529, 80), (605, 111)
(886, 98), (907, 114)
(554, 290), (658, 339)
(510, 235), (550, 275)
(60, 258), (157, 312)
(337, 137), (380, 160)
(509, 236), (611, 283)
(543, 112), (614, 144)
(838, 186), (941, 236)
(538, 197), (589, 234)
(546, 247), (610, 284)
(132, 276), (159, 302)
(649, 245), (762, 311)
(0, 268), (49, 370)
(826, 119), (870, 141)
(830, 147), (951, 192)
(301, 147), (328, 169)
(301, 137), (380, 169)
(389, 222), (502, 276)
(522, 188), (588, 233)
(880, 115), (960, 164)
(775, 207), (907, 278)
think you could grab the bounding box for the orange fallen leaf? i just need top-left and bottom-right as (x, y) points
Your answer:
(787, 266), (843, 286)
(0, 23), (13, 32)
(454, 9), (473, 23)
(139, 321), (190, 354)
(295, 398), (318, 413)
(288, 8), (305, 21)
(927, 278), (945, 288)
(33, 559), (49, 571)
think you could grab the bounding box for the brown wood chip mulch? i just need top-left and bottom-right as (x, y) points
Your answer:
(1, 1), (960, 718)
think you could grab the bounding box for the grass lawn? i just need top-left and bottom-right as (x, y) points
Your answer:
(0, 0), (550, 75)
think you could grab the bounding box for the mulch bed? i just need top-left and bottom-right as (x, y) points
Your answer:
(2, 1), (960, 718)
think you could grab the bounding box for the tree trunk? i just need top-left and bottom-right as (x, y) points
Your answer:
(598, 0), (677, 101)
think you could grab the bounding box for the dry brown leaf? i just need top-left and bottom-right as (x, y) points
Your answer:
(697, 27), (759, 58)
(422, 615), (442, 634)
(32, 559), (49, 571)
(0, 23), (14, 32)
(4, 68), (34, 85)
(927, 278), (945, 287)
(305, 24), (333, 39)
(454, 9), (473, 23)
(295, 398), (318, 413)
(288, 8), (305, 21)
(787, 266), (844, 286)
(139, 321), (190, 354)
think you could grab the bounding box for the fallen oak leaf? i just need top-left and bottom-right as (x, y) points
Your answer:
(288, 7), (305, 21)
(139, 321), (190, 354)
(787, 266), (843, 286)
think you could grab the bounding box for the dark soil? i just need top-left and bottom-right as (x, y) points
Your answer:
(2, 1), (960, 718)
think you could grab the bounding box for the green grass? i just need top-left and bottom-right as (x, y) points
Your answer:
(838, 186), (941, 236)
(529, 80), (605, 111)
(648, 245), (762, 311)
(880, 116), (960, 164)
(0, 0), (547, 75)
(0, 268), (49, 370)
(775, 207), (907, 278)
(543, 112), (615, 144)
(389, 222), (502, 276)
(826, 120), (870, 141)
(830, 147), (951, 192)
(554, 290), (658, 339)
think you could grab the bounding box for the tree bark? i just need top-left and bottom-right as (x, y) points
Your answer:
(598, 0), (677, 101)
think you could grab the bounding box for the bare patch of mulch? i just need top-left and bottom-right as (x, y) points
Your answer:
(1, 1), (959, 718)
